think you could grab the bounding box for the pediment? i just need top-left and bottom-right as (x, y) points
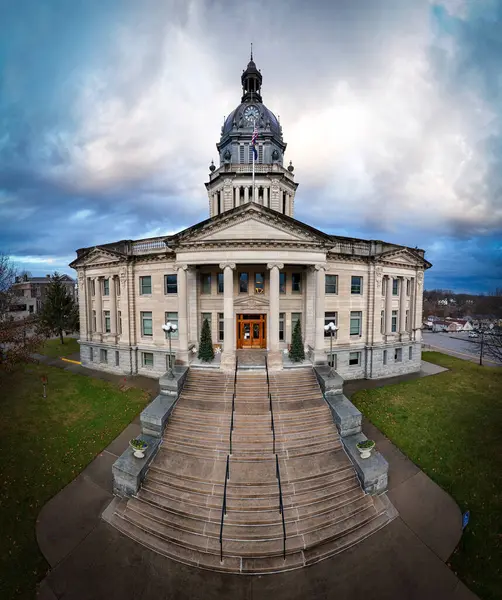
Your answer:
(169, 204), (332, 247)
(379, 248), (428, 267)
(234, 294), (270, 308)
(70, 247), (125, 268)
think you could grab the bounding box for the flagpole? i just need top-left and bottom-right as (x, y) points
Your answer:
(252, 138), (255, 203)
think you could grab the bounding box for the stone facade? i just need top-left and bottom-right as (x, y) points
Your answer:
(70, 58), (431, 380)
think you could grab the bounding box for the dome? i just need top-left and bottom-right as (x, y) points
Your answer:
(222, 102), (281, 138)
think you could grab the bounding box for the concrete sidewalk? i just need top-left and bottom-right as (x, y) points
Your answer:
(35, 403), (478, 600)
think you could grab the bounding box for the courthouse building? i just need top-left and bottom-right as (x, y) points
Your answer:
(70, 56), (431, 379)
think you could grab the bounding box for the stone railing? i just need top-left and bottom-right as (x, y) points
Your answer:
(209, 162), (295, 181)
(329, 241), (371, 256)
(131, 239), (167, 255)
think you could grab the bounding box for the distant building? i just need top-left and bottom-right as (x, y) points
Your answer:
(446, 320), (473, 332)
(9, 274), (76, 320)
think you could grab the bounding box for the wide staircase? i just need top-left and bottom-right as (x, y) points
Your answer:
(109, 367), (393, 573)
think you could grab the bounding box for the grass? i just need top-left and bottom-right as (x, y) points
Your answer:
(0, 363), (149, 599)
(39, 336), (81, 358)
(352, 352), (502, 600)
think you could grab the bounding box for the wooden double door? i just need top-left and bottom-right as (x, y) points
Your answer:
(237, 314), (267, 349)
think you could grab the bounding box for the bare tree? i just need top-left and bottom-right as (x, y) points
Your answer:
(0, 253), (43, 371)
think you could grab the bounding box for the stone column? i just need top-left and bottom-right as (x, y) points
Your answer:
(110, 275), (117, 336)
(220, 262), (236, 370)
(399, 277), (407, 334)
(95, 277), (103, 334)
(234, 187), (239, 208)
(244, 186), (249, 203)
(176, 264), (189, 364)
(313, 264), (327, 364)
(264, 186), (268, 208)
(267, 263), (283, 354)
(385, 275), (393, 335)
(86, 277), (93, 339)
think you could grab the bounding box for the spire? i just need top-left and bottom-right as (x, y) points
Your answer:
(241, 49), (262, 103)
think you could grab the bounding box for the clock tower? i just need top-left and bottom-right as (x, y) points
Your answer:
(205, 52), (298, 218)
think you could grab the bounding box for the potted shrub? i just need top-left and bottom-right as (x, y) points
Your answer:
(129, 438), (148, 459)
(356, 439), (375, 459)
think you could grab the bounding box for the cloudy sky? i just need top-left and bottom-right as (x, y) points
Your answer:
(1, 0), (501, 293)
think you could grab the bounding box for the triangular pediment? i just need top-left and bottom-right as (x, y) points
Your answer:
(169, 204), (332, 247)
(233, 294), (270, 308)
(379, 248), (429, 268)
(70, 247), (125, 268)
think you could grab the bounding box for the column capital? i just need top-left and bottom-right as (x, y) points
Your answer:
(314, 263), (327, 271)
(219, 261), (236, 270)
(174, 263), (189, 271)
(266, 262), (284, 270)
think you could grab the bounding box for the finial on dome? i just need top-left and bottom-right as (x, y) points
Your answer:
(288, 161), (294, 172)
(209, 160), (216, 172)
(250, 42), (253, 61)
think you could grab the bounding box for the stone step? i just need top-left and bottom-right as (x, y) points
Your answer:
(164, 427), (338, 446)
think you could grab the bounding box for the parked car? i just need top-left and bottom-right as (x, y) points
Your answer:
(468, 332), (479, 338)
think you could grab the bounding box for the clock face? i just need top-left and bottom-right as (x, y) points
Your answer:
(243, 105), (260, 124)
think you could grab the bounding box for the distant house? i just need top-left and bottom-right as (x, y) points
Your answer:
(9, 274), (76, 321)
(432, 320), (448, 332)
(446, 320), (473, 332)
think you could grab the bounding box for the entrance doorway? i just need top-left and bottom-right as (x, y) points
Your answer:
(237, 314), (267, 349)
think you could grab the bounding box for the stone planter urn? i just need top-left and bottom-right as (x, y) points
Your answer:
(356, 440), (375, 460)
(129, 439), (148, 459)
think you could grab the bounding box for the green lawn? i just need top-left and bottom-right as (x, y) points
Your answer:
(0, 364), (149, 599)
(39, 336), (80, 358)
(352, 352), (502, 600)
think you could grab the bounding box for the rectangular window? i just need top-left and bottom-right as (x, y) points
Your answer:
(90, 347), (94, 361)
(392, 278), (398, 295)
(383, 350), (387, 365)
(391, 310), (398, 333)
(324, 312), (338, 337)
(201, 312), (212, 331)
(405, 310), (409, 330)
(279, 272), (286, 294)
(116, 277), (120, 296)
(164, 274), (178, 294)
(165, 312), (179, 338)
(100, 348), (107, 363)
(200, 273), (211, 294)
(239, 144), (245, 163)
(217, 272), (224, 294)
(408, 346), (413, 360)
(255, 272), (265, 294)
(218, 312), (224, 342)
(292, 273), (302, 293)
(380, 310), (384, 334)
(141, 311), (153, 337)
(407, 279), (411, 295)
(140, 276), (152, 295)
(118, 311), (122, 335)
(351, 276), (362, 294)
(258, 143), (264, 164)
(92, 310), (96, 331)
(325, 274), (338, 294)
(142, 352), (154, 368)
(395, 348), (402, 362)
(115, 351), (119, 366)
(279, 313), (285, 341)
(349, 351), (361, 366)
(239, 272), (248, 293)
(350, 311), (362, 336)
(103, 278), (110, 296)
(104, 310), (111, 333)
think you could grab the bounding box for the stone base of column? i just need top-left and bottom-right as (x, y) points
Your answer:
(311, 347), (328, 365)
(399, 332), (411, 342)
(267, 350), (283, 371)
(220, 350), (236, 372)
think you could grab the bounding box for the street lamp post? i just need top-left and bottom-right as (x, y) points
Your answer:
(162, 322), (178, 379)
(323, 322), (339, 377)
